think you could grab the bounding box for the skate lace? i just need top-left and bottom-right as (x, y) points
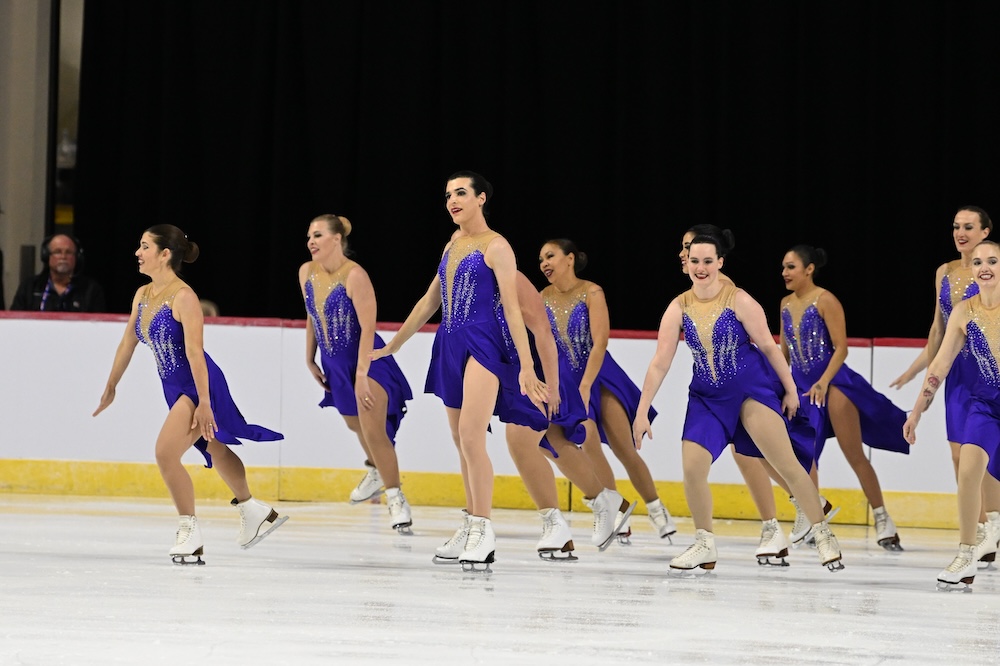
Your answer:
(388, 494), (404, 515)
(541, 513), (556, 540)
(465, 523), (484, 551)
(946, 549), (974, 572)
(760, 520), (778, 544)
(874, 512), (888, 536)
(175, 521), (193, 545)
(813, 526), (838, 557)
(444, 522), (470, 548)
(975, 524), (988, 547)
(649, 506), (667, 528)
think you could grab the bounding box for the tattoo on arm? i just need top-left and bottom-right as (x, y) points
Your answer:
(921, 374), (941, 408)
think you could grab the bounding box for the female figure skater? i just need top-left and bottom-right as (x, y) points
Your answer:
(538, 238), (676, 541)
(300, 214), (414, 532)
(633, 233), (843, 573)
(94, 225), (286, 564)
(904, 240), (1000, 590)
(780, 244), (909, 550)
(679, 225), (829, 564)
(372, 171), (548, 570)
(892, 206), (1000, 565)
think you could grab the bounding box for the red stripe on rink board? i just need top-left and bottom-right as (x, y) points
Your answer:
(0, 312), (934, 347)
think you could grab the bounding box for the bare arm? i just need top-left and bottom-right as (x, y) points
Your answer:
(371, 275), (443, 360)
(93, 288), (143, 416)
(518, 274), (560, 416)
(346, 265), (379, 409)
(892, 264), (946, 388)
(735, 290), (799, 418)
(174, 286), (216, 442)
(778, 296), (792, 365)
(632, 299), (683, 447)
(580, 284), (609, 404)
(487, 237), (548, 410)
(805, 291), (849, 407)
(903, 305), (968, 444)
(298, 263), (328, 390)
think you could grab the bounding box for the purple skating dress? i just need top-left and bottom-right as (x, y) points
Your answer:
(679, 283), (813, 468)
(781, 289), (909, 460)
(541, 283), (656, 446)
(959, 295), (1000, 480)
(135, 281), (283, 468)
(940, 261), (980, 444)
(424, 231), (519, 411)
(303, 261), (412, 442)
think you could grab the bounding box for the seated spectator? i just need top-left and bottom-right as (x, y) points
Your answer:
(11, 234), (106, 312)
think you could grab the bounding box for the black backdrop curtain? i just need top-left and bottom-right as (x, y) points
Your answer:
(75, 1), (1000, 336)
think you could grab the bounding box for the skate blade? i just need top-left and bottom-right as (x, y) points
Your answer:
(616, 532), (632, 546)
(432, 556), (461, 565)
(936, 579), (974, 592)
(878, 536), (904, 552)
(459, 554), (495, 573)
(658, 528), (678, 540)
(539, 542), (579, 562)
(756, 556), (790, 567)
(977, 560), (998, 571)
(824, 558), (845, 572)
(598, 501), (638, 552)
(171, 552), (205, 566)
(240, 515), (289, 550)
(394, 523), (414, 535)
(668, 563), (716, 577)
(348, 489), (384, 505)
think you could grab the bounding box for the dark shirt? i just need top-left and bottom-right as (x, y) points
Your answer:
(11, 272), (107, 312)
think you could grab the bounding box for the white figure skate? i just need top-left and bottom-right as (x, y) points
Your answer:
(585, 489), (637, 551)
(973, 522), (998, 570)
(790, 496), (839, 547)
(537, 508), (577, 562)
(349, 462), (384, 504)
(873, 506), (903, 551)
(169, 515), (205, 566)
(669, 529), (717, 575)
(808, 521), (844, 571)
(233, 497), (288, 549)
(647, 498), (677, 543)
(755, 518), (790, 566)
(433, 511), (470, 564)
(937, 544), (976, 591)
(459, 516), (496, 573)
(386, 488), (413, 534)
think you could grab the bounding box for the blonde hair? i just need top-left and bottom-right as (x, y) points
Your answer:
(313, 214), (352, 252)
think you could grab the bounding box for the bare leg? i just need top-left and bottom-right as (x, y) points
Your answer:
(957, 444), (990, 544)
(682, 440), (714, 531)
(828, 387), (885, 508)
(758, 458), (794, 495)
(950, 440), (988, 522)
(154, 396), (202, 516)
(741, 400), (825, 523)
(457, 359), (500, 518)
(205, 440), (251, 502)
(543, 426), (606, 498)
(352, 380), (401, 488)
(732, 448), (777, 521)
(601, 389), (657, 502)
(581, 420), (617, 490)
(506, 424), (558, 509)
(445, 407), (473, 513)
(984, 474), (1000, 514)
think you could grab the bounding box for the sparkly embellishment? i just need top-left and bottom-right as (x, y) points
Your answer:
(305, 261), (359, 356)
(941, 262), (978, 325)
(781, 290), (829, 376)
(439, 232), (500, 331)
(542, 285), (593, 371)
(679, 284), (744, 386)
(966, 295), (1000, 388)
(135, 280), (188, 379)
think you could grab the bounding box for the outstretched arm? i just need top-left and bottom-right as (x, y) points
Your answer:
(93, 289), (143, 416)
(903, 306), (968, 444)
(371, 275), (443, 360)
(892, 264), (946, 389)
(633, 299), (683, 447)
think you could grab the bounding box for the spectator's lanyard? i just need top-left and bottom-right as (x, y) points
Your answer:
(40, 278), (71, 311)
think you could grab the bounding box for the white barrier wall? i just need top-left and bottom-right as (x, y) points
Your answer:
(0, 315), (948, 494)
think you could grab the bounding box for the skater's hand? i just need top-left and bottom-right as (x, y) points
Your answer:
(356, 375), (375, 411)
(92, 386), (116, 416)
(369, 341), (396, 362)
(632, 416), (651, 450)
(782, 391), (800, 419)
(902, 412), (920, 445)
(889, 370), (913, 390)
(519, 368), (549, 416)
(193, 403), (218, 442)
(546, 388), (562, 419)
(307, 361), (328, 390)
(805, 382), (827, 408)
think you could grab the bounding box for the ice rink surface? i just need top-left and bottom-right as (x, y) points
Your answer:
(2, 495), (998, 666)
